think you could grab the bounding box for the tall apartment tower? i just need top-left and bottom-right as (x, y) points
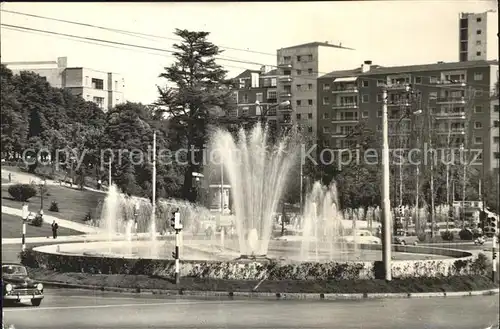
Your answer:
(276, 42), (361, 143)
(459, 10), (498, 62)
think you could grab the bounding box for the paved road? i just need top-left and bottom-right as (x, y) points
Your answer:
(3, 288), (498, 329)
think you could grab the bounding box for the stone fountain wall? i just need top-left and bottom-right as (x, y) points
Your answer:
(21, 244), (488, 281)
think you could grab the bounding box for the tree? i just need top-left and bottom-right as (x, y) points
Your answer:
(155, 29), (235, 201)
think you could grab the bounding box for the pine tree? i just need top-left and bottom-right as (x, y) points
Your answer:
(156, 29), (234, 201)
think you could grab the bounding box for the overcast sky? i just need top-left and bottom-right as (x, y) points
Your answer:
(0, 1), (497, 104)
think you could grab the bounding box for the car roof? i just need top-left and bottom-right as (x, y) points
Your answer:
(2, 263), (24, 266)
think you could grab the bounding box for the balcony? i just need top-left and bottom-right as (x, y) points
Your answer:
(331, 103), (358, 109)
(331, 117), (359, 123)
(385, 83), (408, 90)
(437, 128), (466, 135)
(267, 109), (277, 116)
(279, 75), (292, 82)
(280, 91), (292, 98)
(331, 132), (349, 138)
(431, 80), (467, 87)
(434, 112), (466, 120)
(436, 97), (466, 104)
(278, 105), (293, 113)
(277, 62), (292, 69)
(331, 87), (358, 94)
(387, 100), (411, 107)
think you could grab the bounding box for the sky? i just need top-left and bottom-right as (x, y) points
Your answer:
(0, 1), (497, 105)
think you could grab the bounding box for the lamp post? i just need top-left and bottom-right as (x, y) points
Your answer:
(381, 86), (392, 281)
(39, 179), (46, 212)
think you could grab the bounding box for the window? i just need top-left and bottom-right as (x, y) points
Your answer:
(475, 137), (482, 144)
(284, 70), (291, 75)
(377, 110), (382, 117)
(296, 113), (301, 120)
(362, 80), (369, 87)
(256, 93), (263, 102)
(323, 97), (330, 105)
(271, 78), (277, 87)
(243, 94), (248, 103)
(494, 120), (500, 128)
(475, 105), (483, 113)
(242, 107), (249, 116)
(308, 68), (313, 75)
(308, 113), (313, 119)
(429, 76), (438, 84)
(377, 124), (382, 131)
(474, 73), (483, 80)
(495, 105), (499, 112)
(476, 51), (482, 56)
(362, 111), (369, 118)
(323, 113), (329, 119)
(307, 127), (313, 133)
(362, 94), (369, 103)
(475, 121), (483, 129)
(296, 100), (302, 106)
(91, 78), (104, 90)
(415, 77), (421, 84)
(267, 90), (277, 100)
(297, 55), (302, 62)
(376, 93), (383, 102)
(495, 152), (500, 159)
(476, 40), (482, 46)
(297, 69), (302, 75)
(476, 17), (482, 23)
(323, 84), (330, 91)
(429, 91), (437, 99)
(93, 96), (105, 109)
(460, 18), (468, 28)
(460, 53), (467, 62)
(323, 126), (330, 133)
(307, 54), (313, 61)
(308, 99), (313, 106)
(114, 80), (118, 90)
(494, 136), (499, 144)
(308, 83), (313, 90)
(376, 79), (385, 87)
(296, 84), (302, 90)
(477, 29), (482, 35)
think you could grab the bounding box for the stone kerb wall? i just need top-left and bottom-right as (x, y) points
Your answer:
(24, 243), (484, 281)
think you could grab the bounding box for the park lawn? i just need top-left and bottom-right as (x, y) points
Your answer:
(1, 184), (104, 224)
(1, 213), (82, 239)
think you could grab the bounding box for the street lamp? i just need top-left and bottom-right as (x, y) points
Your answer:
(255, 100), (291, 123)
(39, 179), (46, 212)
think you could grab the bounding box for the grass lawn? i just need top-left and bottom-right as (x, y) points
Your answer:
(1, 184), (104, 224)
(26, 269), (499, 294)
(1, 213), (82, 239)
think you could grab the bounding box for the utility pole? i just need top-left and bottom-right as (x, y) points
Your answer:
(381, 86), (392, 281)
(151, 131), (157, 239)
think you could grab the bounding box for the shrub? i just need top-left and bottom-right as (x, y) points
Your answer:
(8, 184), (37, 201)
(31, 214), (43, 227)
(417, 233), (427, 242)
(440, 230), (454, 241)
(49, 201), (59, 212)
(459, 228), (474, 240)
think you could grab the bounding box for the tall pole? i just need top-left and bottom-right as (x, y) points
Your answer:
(300, 160), (303, 214)
(381, 87), (392, 281)
(151, 131), (157, 239)
(428, 104), (435, 238)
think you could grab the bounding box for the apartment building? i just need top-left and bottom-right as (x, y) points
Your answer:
(317, 59), (500, 174)
(3, 57), (125, 112)
(276, 42), (362, 142)
(459, 10), (498, 62)
(230, 66), (279, 130)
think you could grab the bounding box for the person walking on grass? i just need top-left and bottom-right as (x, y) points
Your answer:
(51, 220), (59, 239)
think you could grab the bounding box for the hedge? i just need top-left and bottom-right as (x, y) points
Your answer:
(20, 248), (490, 281)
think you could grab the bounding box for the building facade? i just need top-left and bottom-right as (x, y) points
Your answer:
(459, 10), (498, 62)
(275, 42), (362, 142)
(3, 57), (125, 112)
(317, 60), (500, 175)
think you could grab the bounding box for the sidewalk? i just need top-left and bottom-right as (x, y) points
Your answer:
(1, 205), (100, 234)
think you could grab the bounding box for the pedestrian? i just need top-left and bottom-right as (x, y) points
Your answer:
(8, 172), (11, 183)
(51, 220), (59, 239)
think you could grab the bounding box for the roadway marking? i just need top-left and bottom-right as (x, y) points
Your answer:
(3, 300), (249, 312)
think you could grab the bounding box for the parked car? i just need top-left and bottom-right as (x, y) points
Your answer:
(2, 263), (44, 307)
(393, 231), (419, 245)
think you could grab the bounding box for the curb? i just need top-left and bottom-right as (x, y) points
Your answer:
(39, 281), (500, 300)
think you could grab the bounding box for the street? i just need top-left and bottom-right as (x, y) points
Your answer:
(3, 288), (498, 329)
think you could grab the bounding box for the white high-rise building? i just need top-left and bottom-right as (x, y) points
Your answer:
(459, 10), (498, 62)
